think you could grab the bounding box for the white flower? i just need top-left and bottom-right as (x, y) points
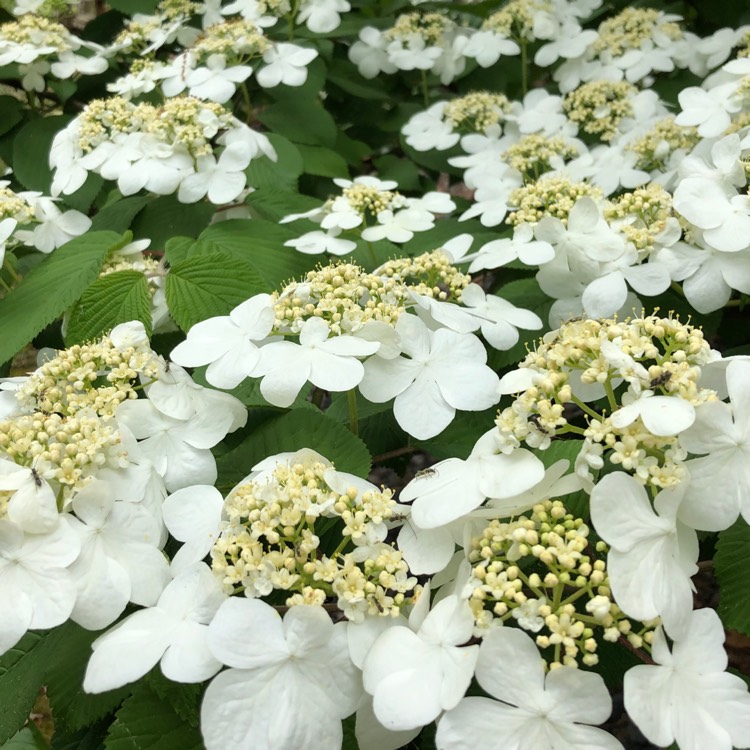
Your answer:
(0, 217), (16, 267)
(64, 491), (170, 630)
(178, 141), (253, 204)
(83, 563), (225, 692)
(363, 595), (479, 731)
(161, 484), (224, 573)
(256, 317), (380, 408)
(674, 178), (750, 253)
(399, 429), (545, 529)
(14, 197), (92, 253)
(678, 359), (750, 531)
(170, 293), (276, 390)
(349, 27), (397, 78)
(0, 519), (80, 655)
(284, 229), (357, 255)
(202, 598), (361, 749)
(675, 82), (742, 137)
(590, 473), (698, 639)
(361, 207), (434, 243)
(436, 627), (623, 750)
(458, 284), (543, 350)
(624, 608), (750, 750)
(116, 400), (226, 491)
(359, 315), (500, 440)
(610, 389), (695, 437)
(0, 459), (58, 533)
(402, 102), (459, 152)
(297, 0), (350, 33)
(256, 43), (317, 87)
(185, 54), (253, 104)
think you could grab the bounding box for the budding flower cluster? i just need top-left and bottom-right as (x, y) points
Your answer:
(496, 312), (718, 487)
(443, 91), (511, 133)
(605, 184), (675, 256)
(378, 249), (470, 302)
(507, 175), (602, 226)
(592, 7), (683, 58)
(0, 330), (159, 507)
(563, 80), (638, 142)
(627, 116), (700, 173)
(272, 261), (408, 336)
(211, 451), (419, 622)
(501, 134), (580, 181)
(385, 11), (453, 47)
(466, 499), (655, 668)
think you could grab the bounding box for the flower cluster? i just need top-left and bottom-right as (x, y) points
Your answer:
(0, 322), (245, 653)
(465, 499), (657, 668)
(0, 179), (91, 256)
(403, 91), (512, 152)
(171, 253), (541, 438)
(281, 175), (456, 252)
(207, 449), (419, 621)
(0, 12), (107, 92)
(49, 94), (275, 203)
(496, 313), (718, 485)
(349, 9), (519, 84)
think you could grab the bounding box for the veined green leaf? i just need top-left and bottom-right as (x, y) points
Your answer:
(104, 683), (203, 750)
(0, 231), (123, 367)
(66, 270), (152, 345)
(715, 517), (750, 637)
(165, 253), (264, 331)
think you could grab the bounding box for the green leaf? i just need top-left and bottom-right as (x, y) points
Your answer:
(297, 143), (350, 178)
(66, 270), (152, 345)
(0, 632), (48, 743)
(0, 96), (24, 136)
(165, 253), (264, 331)
(104, 683), (203, 750)
(12, 115), (71, 192)
(246, 133), (304, 191)
(106, 0), (158, 13)
(327, 59), (391, 100)
(257, 99), (337, 147)
(245, 188), (322, 223)
(715, 517), (750, 637)
(44, 622), (130, 734)
(372, 154), (421, 192)
(130, 195), (215, 249)
(146, 671), (201, 728)
(195, 219), (312, 289)
(0, 231), (122, 367)
(51, 720), (112, 750)
(1, 726), (47, 750)
(90, 196), (150, 233)
(163, 236), (195, 266)
(217, 409), (372, 488)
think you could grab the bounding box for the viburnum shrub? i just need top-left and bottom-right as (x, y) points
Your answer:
(0, 0), (749, 749)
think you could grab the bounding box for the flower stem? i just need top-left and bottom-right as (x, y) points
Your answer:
(569, 394), (602, 421)
(347, 388), (359, 436)
(3, 257), (21, 284)
(365, 241), (378, 269)
(239, 83), (253, 125)
(520, 39), (528, 97)
(420, 70), (430, 107)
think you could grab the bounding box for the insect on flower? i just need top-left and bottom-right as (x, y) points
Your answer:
(649, 371), (672, 388)
(30, 467), (43, 488)
(415, 468), (439, 479)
